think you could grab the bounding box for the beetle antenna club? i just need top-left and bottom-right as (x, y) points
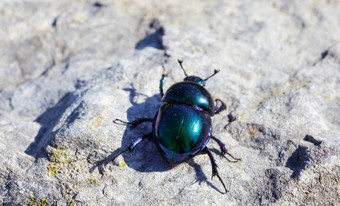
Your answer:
(177, 59), (188, 77)
(204, 69), (220, 81)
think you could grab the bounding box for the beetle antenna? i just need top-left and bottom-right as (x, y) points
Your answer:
(204, 69), (220, 81)
(178, 59), (188, 77)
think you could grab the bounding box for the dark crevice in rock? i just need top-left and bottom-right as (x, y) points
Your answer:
(75, 79), (87, 89)
(312, 48), (335, 65)
(93, 2), (103, 8)
(286, 143), (331, 179)
(51, 17), (58, 27)
(292, 14), (306, 29)
(41, 59), (56, 76)
(321, 50), (329, 59)
(135, 19), (165, 50)
(90, 2), (105, 16)
(285, 145), (310, 178)
(63, 63), (70, 73)
(8, 96), (14, 110)
(304, 135), (322, 146)
(61, 55), (72, 75)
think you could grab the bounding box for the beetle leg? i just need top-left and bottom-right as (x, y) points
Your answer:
(211, 136), (241, 162)
(128, 133), (153, 151)
(113, 118), (153, 129)
(202, 147), (228, 194)
(159, 74), (167, 98)
(113, 133), (153, 161)
(95, 133), (153, 174)
(214, 99), (226, 115)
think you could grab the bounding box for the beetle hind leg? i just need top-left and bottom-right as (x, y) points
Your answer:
(202, 147), (228, 194)
(211, 136), (241, 162)
(113, 118), (153, 129)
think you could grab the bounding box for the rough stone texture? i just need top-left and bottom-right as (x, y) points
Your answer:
(0, 0), (339, 205)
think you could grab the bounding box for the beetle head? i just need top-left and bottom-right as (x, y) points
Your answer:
(178, 59), (220, 87)
(184, 76), (206, 86)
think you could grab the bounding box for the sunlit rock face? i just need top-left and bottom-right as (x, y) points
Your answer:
(0, 0), (339, 205)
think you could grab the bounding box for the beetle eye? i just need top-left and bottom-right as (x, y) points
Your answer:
(198, 81), (206, 86)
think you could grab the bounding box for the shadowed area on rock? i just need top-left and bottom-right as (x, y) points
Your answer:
(25, 92), (78, 159)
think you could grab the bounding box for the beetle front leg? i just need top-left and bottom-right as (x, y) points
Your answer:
(214, 99), (226, 115)
(113, 118), (153, 129)
(111, 133), (153, 163)
(159, 74), (167, 98)
(201, 147), (228, 194)
(211, 136), (241, 162)
(96, 133), (153, 174)
(120, 133), (153, 154)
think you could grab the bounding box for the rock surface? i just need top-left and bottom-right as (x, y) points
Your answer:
(0, 0), (339, 205)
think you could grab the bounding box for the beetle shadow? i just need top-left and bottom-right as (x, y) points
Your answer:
(94, 86), (172, 173)
(209, 148), (239, 163)
(188, 160), (225, 194)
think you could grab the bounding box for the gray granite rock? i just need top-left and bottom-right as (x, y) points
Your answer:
(0, 0), (339, 205)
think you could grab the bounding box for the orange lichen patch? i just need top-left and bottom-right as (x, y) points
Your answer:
(248, 127), (257, 136)
(273, 91), (281, 96)
(95, 119), (103, 126)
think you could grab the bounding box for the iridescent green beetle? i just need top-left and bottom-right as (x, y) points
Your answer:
(113, 60), (241, 193)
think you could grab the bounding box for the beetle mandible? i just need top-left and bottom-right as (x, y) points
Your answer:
(112, 60), (241, 193)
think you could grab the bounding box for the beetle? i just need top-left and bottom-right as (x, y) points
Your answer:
(112, 60), (241, 193)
